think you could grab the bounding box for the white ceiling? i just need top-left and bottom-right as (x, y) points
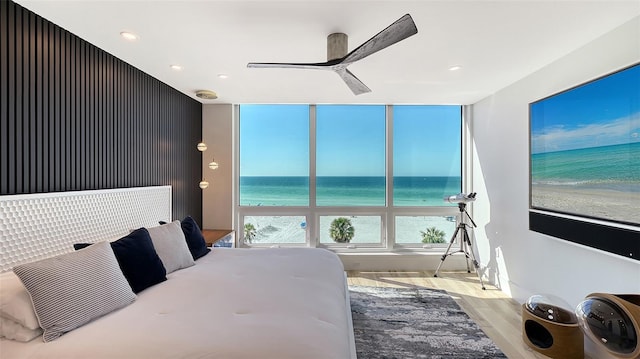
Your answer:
(15, 0), (640, 105)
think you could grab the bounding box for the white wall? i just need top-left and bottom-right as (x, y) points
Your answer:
(471, 17), (640, 308)
(202, 104), (234, 230)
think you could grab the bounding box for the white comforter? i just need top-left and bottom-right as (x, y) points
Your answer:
(0, 248), (355, 359)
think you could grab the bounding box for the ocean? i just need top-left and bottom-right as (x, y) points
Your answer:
(531, 142), (640, 192)
(239, 176), (462, 206)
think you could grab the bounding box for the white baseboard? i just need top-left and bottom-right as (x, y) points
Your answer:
(338, 252), (468, 271)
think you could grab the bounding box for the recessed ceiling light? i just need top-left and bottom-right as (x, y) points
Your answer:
(217, 74), (229, 79)
(120, 31), (138, 41)
(449, 65), (462, 71)
(170, 65), (183, 71)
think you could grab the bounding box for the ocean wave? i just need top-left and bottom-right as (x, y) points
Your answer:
(532, 179), (640, 192)
(532, 180), (591, 186)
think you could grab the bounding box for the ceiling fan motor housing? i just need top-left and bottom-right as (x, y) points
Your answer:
(327, 33), (348, 61)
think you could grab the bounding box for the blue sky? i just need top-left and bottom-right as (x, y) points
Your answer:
(240, 104), (461, 177)
(531, 64), (640, 154)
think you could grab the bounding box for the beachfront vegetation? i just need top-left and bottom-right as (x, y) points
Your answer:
(329, 217), (355, 243)
(244, 223), (257, 243)
(421, 226), (446, 243)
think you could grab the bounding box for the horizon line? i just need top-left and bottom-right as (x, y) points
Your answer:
(240, 175), (462, 178)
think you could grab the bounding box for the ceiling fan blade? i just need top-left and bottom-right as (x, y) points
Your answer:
(248, 15), (417, 95)
(336, 68), (371, 95)
(343, 14), (418, 64)
(247, 61), (337, 70)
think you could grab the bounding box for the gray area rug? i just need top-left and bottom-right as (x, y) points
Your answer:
(350, 286), (508, 359)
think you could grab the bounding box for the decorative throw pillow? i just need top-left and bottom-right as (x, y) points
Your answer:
(74, 228), (167, 293)
(146, 221), (195, 273)
(13, 241), (137, 342)
(0, 271), (40, 330)
(180, 216), (210, 260)
(159, 216), (211, 260)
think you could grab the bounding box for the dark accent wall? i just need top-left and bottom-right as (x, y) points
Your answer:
(1, 1), (202, 224)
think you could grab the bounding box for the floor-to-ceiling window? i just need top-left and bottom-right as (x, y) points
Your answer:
(239, 105), (309, 244)
(392, 105), (462, 247)
(237, 104), (463, 251)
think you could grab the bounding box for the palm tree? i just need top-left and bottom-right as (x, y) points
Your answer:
(244, 223), (257, 244)
(420, 226), (446, 244)
(329, 217), (355, 243)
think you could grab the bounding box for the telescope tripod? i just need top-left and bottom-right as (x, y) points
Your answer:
(434, 202), (486, 290)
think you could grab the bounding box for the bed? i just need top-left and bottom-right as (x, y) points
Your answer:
(0, 186), (356, 358)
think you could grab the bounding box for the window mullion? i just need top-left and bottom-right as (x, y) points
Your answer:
(462, 105), (473, 219)
(386, 105), (395, 250)
(309, 105), (318, 247)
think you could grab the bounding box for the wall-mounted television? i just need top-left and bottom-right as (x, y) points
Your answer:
(529, 63), (639, 260)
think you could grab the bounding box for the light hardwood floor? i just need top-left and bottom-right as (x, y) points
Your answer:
(346, 270), (554, 359)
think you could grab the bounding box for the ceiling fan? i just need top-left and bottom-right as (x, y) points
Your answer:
(247, 14), (418, 95)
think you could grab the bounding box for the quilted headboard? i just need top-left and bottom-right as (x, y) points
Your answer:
(0, 186), (172, 272)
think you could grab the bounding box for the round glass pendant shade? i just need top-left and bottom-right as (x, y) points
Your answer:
(199, 181), (209, 189)
(197, 142), (207, 151)
(208, 161), (219, 170)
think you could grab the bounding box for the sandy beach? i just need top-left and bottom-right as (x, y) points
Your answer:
(244, 215), (458, 244)
(531, 184), (640, 224)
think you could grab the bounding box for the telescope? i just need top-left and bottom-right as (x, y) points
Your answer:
(436, 191), (485, 290)
(444, 192), (477, 204)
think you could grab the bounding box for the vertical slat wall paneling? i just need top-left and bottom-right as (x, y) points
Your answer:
(78, 40), (84, 190)
(91, 47), (99, 190)
(59, 27), (66, 191)
(72, 35), (79, 190)
(140, 72), (146, 182)
(111, 52), (119, 187)
(54, 24), (61, 191)
(64, 31), (71, 190)
(15, 6), (22, 193)
(47, 20), (55, 193)
(84, 44), (91, 189)
(101, 51), (107, 187)
(36, 13), (48, 192)
(109, 54), (116, 186)
(0, 0), (8, 195)
(28, 10), (36, 192)
(97, 48), (103, 189)
(9, 1), (16, 194)
(2, 1), (203, 223)
(66, 31), (72, 189)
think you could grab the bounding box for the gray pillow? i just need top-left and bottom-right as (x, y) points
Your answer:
(13, 241), (136, 342)
(146, 220), (195, 274)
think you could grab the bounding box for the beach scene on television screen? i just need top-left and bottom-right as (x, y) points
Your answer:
(530, 64), (640, 225)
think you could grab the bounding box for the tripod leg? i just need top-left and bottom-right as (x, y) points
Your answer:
(463, 229), (486, 290)
(433, 225), (460, 278)
(462, 228), (471, 273)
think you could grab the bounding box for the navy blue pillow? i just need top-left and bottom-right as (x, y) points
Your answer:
(159, 216), (210, 260)
(181, 216), (210, 260)
(74, 228), (167, 293)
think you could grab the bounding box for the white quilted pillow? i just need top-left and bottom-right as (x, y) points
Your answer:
(0, 317), (42, 342)
(0, 271), (39, 330)
(13, 241), (136, 342)
(146, 220), (195, 273)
